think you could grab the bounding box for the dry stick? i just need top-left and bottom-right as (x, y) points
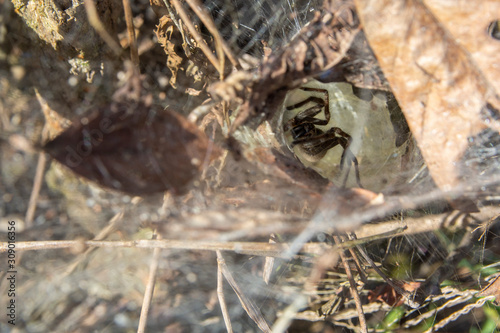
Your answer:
(183, 0), (241, 70)
(217, 251), (272, 333)
(84, 0), (123, 56)
(333, 235), (367, 333)
(168, 0), (223, 75)
(138, 232), (162, 333)
(0, 239), (330, 257)
(122, 0), (140, 66)
(216, 251), (233, 333)
(25, 153), (47, 228)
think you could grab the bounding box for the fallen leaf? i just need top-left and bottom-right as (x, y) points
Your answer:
(44, 102), (218, 195)
(354, 0), (500, 209)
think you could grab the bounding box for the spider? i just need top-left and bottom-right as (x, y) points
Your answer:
(283, 86), (362, 187)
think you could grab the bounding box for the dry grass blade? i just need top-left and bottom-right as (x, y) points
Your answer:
(24, 153), (46, 228)
(216, 251), (233, 333)
(0, 239), (328, 256)
(216, 251), (272, 333)
(137, 233), (162, 333)
(122, 0), (139, 66)
(405, 289), (476, 328)
(333, 235), (367, 333)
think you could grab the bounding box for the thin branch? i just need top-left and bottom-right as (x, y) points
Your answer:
(25, 153), (46, 228)
(217, 251), (272, 333)
(138, 232), (162, 333)
(122, 0), (140, 67)
(0, 239), (330, 257)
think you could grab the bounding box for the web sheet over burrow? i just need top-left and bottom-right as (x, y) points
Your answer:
(2, 0), (500, 332)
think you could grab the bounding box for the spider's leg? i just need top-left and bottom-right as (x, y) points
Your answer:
(353, 155), (362, 188)
(291, 128), (343, 158)
(283, 104), (327, 132)
(341, 152), (362, 188)
(297, 87), (330, 123)
(286, 96), (325, 112)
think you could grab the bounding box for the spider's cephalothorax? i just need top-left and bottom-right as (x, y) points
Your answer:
(283, 87), (362, 187)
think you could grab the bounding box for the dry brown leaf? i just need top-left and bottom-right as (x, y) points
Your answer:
(423, 1), (500, 94)
(354, 0), (500, 208)
(44, 102), (219, 195)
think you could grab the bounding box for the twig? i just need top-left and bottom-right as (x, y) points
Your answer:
(84, 0), (122, 56)
(25, 153), (47, 228)
(216, 251), (233, 333)
(333, 235), (367, 333)
(138, 232), (162, 333)
(168, 0), (223, 75)
(183, 0), (241, 70)
(0, 239), (329, 257)
(122, 0), (140, 66)
(347, 244), (368, 284)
